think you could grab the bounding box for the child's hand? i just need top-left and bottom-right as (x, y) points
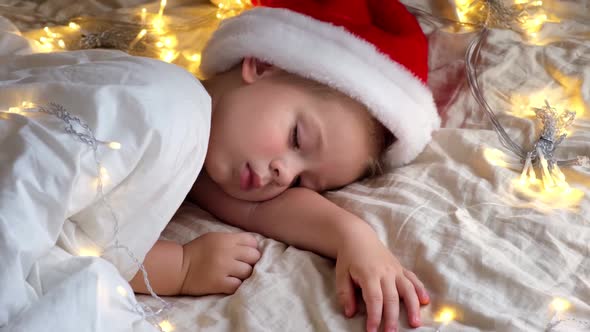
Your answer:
(180, 232), (260, 296)
(335, 229), (429, 332)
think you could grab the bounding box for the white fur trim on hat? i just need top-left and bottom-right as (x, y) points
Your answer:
(200, 7), (440, 168)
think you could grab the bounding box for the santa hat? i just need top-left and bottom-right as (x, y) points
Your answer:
(200, 0), (440, 168)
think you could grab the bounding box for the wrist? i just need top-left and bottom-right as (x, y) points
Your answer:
(335, 216), (377, 255)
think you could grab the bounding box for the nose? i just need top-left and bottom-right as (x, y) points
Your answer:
(269, 158), (299, 187)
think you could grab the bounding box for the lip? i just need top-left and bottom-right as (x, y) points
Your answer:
(240, 163), (263, 191)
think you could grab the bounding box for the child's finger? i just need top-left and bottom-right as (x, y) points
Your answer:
(381, 276), (399, 332)
(403, 269), (430, 305)
(359, 277), (383, 332)
(397, 277), (421, 328)
(234, 232), (259, 248)
(221, 276), (242, 294)
(234, 246), (261, 265)
(335, 267), (356, 317)
(229, 261), (254, 280)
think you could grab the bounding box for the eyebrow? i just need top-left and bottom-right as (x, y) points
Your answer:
(305, 112), (325, 154)
(300, 110), (326, 192)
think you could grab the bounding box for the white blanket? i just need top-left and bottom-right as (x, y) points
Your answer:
(0, 16), (211, 332)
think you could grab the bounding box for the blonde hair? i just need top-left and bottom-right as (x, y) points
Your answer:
(271, 70), (396, 179)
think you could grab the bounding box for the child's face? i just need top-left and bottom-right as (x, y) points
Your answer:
(205, 60), (375, 202)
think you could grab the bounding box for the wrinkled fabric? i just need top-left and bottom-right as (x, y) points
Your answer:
(0, 17), (211, 331)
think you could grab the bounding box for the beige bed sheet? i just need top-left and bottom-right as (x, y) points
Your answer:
(5, 0), (589, 331)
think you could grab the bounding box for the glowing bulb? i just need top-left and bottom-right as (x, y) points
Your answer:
(158, 320), (174, 332)
(156, 41), (164, 48)
(116, 286), (128, 297)
(79, 248), (101, 257)
(163, 36), (176, 47)
(158, 0), (167, 17)
(161, 49), (178, 63)
(152, 17), (165, 34)
(129, 29), (148, 49)
(58, 39), (66, 48)
(551, 298), (571, 312)
(141, 8), (147, 24)
(68, 22), (80, 30)
(107, 141), (121, 150)
(188, 53), (201, 62)
(43, 26), (59, 38)
(98, 167), (110, 183)
(435, 307), (456, 324)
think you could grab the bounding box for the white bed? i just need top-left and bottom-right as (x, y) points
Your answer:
(1, 0), (589, 331)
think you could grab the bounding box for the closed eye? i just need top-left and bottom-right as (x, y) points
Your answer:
(291, 123), (300, 150)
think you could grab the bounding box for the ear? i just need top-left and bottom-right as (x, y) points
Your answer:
(241, 57), (279, 84)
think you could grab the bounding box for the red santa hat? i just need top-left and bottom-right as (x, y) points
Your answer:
(200, 0), (440, 168)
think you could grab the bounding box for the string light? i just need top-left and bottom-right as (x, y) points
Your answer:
(129, 29), (148, 50)
(79, 248), (102, 257)
(141, 8), (147, 25)
(116, 285), (128, 297)
(107, 141), (122, 150)
(158, 320), (174, 332)
(434, 307), (457, 332)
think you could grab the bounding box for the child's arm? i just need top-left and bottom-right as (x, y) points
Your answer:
(190, 173), (430, 332)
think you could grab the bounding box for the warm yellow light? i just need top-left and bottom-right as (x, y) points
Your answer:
(58, 39), (66, 48)
(511, 178), (584, 209)
(68, 22), (80, 30)
(129, 29), (148, 49)
(152, 17), (165, 34)
(7, 107), (21, 114)
(158, 320), (174, 332)
(43, 26), (59, 38)
(434, 307), (456, 324)
(158, 0), (167, 17)
(163, 36), (177, 48)
(116, 286), (128, 297)
(484, 148), (511, 168)
(551, 298), (571, 312)
(141, 8), (147, 24)
(156, 41), (164, 48)
(108, 141), (122, 150)
(99, 167), (110, 183)
(161, 49), (178, 63)
(21, 101), (35, 108)
(79, 248), (101, 257)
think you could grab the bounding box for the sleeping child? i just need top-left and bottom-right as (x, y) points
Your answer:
(0, 1), (439, 332)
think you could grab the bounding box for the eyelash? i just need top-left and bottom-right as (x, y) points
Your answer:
(291, 124), (301, 188)
(291, 124), (300, 150)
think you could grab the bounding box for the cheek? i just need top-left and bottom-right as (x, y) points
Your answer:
(249, 123), (285, 156)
